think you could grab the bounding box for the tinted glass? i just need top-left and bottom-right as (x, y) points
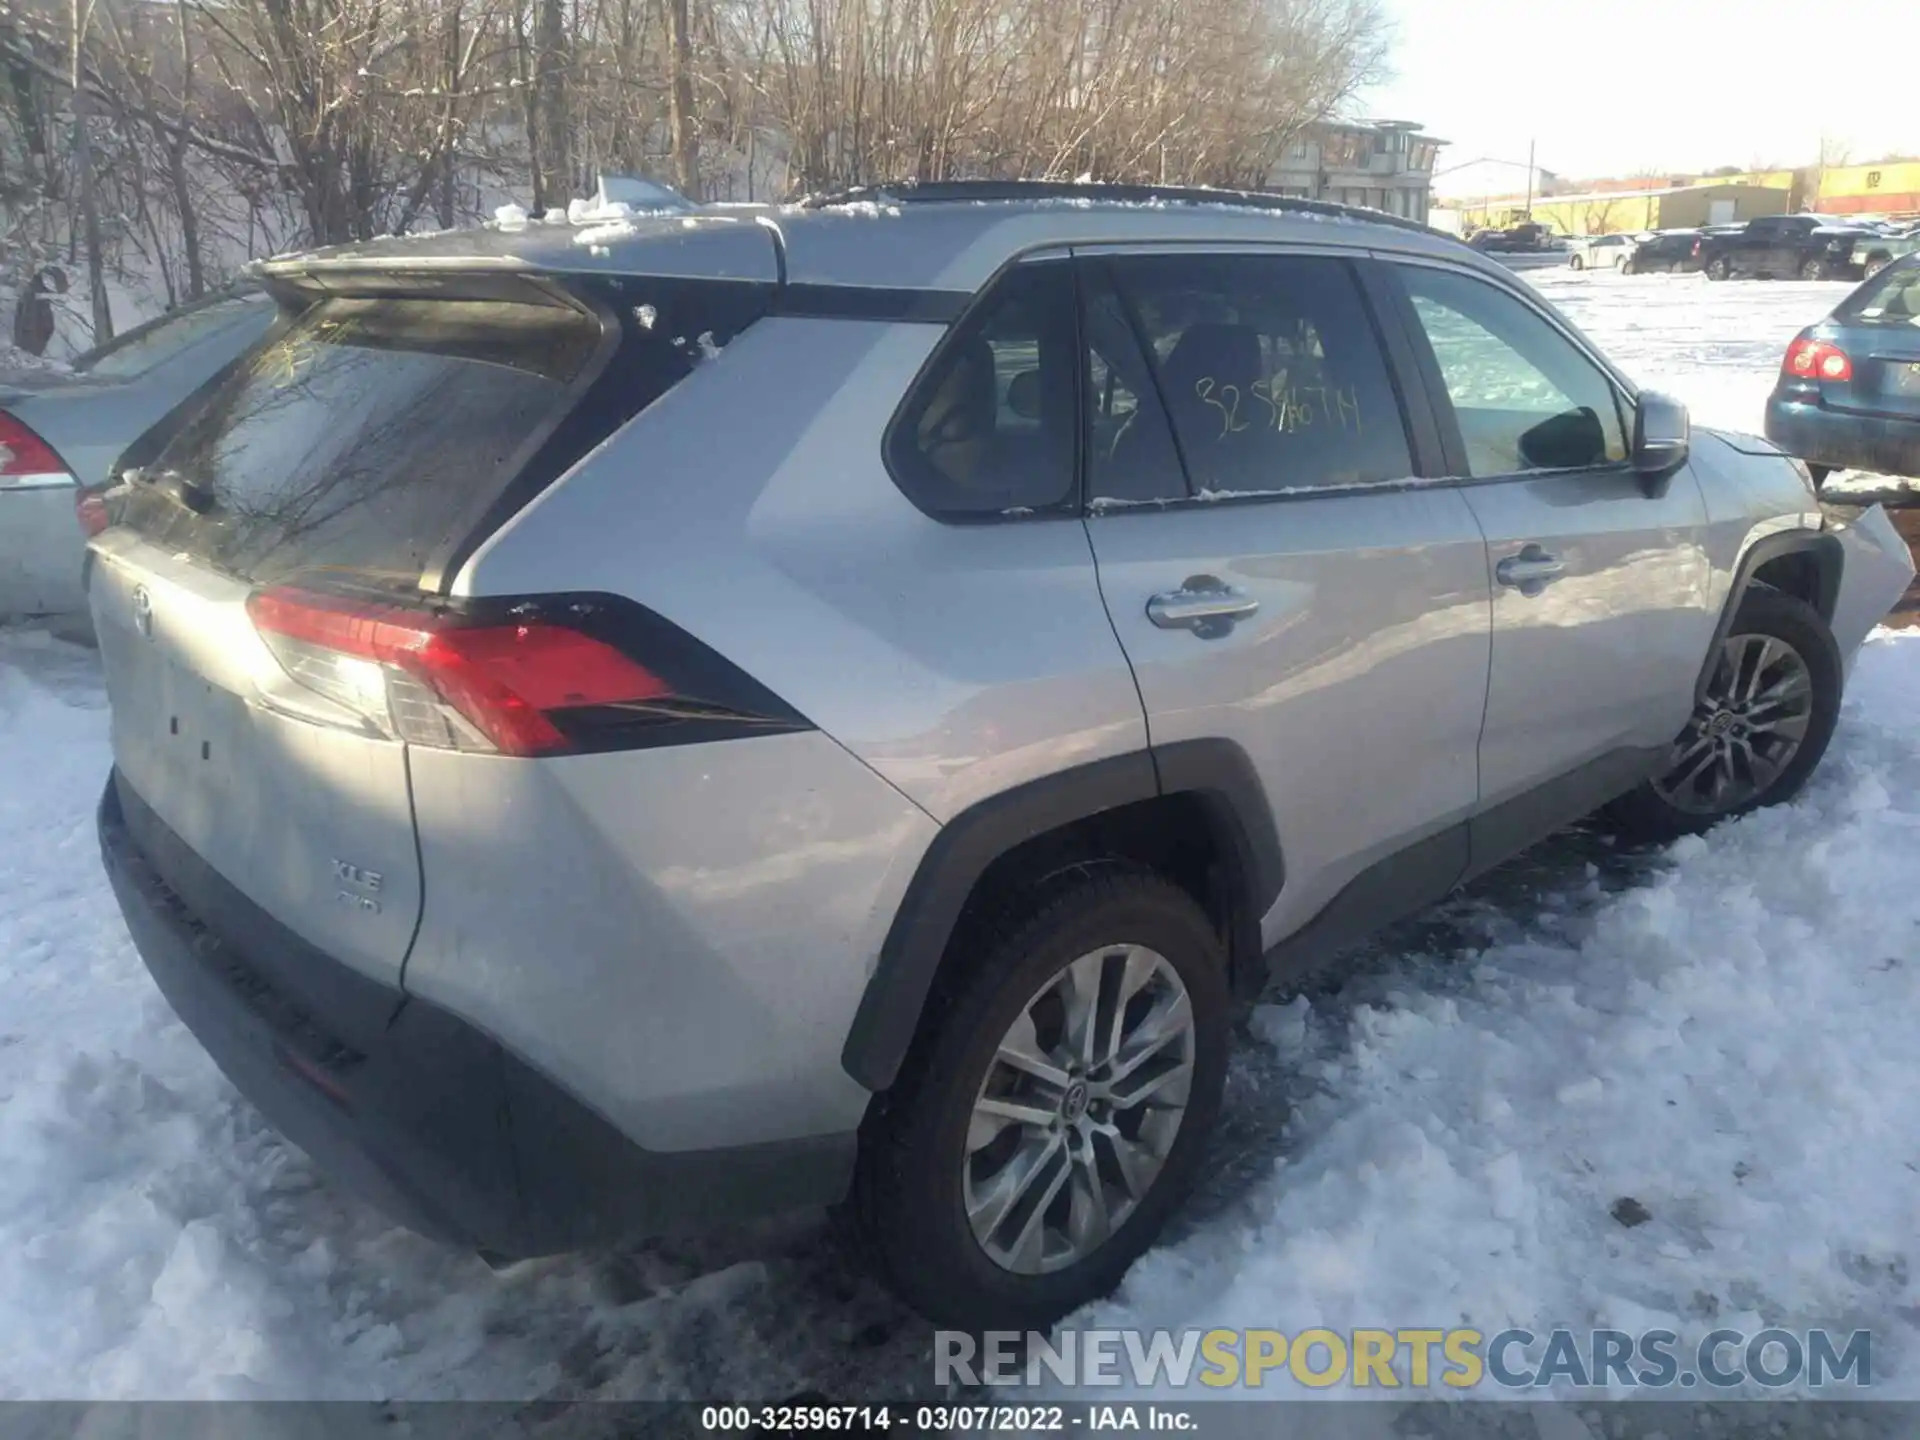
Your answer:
(75, 290), (269, 379)
(888, 262), (1077, 518)
(1838, 261), (1920, 326)
(1103, 253), (1414, 496)
(1081, 266), (1186, 505)
(1398, 266), (1628, 477)
(117, 297), (601, 585)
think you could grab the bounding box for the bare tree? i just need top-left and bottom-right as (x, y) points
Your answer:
(3, 0), (1396, 347)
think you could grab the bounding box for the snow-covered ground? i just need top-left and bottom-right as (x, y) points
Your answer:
(3, 269), (1919, 1408)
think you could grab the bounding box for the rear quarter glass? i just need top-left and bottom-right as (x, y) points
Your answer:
(111, 281), (768, 590)
(1838, 264), (1920, 326)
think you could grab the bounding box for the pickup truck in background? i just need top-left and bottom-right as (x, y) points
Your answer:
(1696, 214), (1878, 281)
(1853, 229), (1920, 279)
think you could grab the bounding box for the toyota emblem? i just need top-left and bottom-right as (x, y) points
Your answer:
(132, 584), (154, 639)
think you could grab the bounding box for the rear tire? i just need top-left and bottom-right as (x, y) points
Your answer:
(1864, 256), (1891, 279)
(1604, 590), (1841, 842)
(853, 870), (1231, 1330)
(1569, 254), (1585, 270)
(1707, 257), (1731, 281)
(1799, 256), (1829, 281)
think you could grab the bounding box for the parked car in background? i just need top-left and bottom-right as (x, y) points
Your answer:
(0, 284), (274, 625)
(88, 182), (1912, 1331)
(1765, 254), (1920, 486)
(1618, 230), (1704, 275)
(1566, 234), (1636, 270)
(1853, 230), (1920, 279)
(1695, 214), (1876, 281)
(1469, 221), (1558, 253)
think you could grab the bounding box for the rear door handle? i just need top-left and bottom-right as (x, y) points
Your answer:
(1495, 545), (1565, 596)
(1146, 577), (1259, 635)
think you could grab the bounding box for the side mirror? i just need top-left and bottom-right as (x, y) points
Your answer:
(1631, 390), (1690, 495)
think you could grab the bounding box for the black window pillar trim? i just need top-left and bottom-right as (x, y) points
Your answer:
(1367, 258), (1473, 478)
(1353, 256), (1452, 480)
(839, 739), (1284, 1093)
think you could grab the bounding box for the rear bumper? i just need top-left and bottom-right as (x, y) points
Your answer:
(1765, 394), (1920, 480)
(99, 771), (856, 1259)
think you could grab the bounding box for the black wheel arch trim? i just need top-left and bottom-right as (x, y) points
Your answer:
(1696, 528), (1843, 704)
(839, 739), (1284, 1092)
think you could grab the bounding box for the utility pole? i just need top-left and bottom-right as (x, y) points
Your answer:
(1524, 138), (1535, 217)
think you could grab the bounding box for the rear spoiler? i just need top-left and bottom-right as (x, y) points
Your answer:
(248, 212), (782, 307)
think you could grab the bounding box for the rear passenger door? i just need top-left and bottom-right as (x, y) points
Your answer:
(1750, 218), (1798, 277)
(1381, 259), (1714, 853)
(1077, 248), (1493, 955)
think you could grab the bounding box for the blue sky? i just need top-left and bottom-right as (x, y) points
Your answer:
(1366, 0), (1916, 180)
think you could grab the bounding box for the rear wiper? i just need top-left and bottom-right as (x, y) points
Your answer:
(128, 464), (217, 515)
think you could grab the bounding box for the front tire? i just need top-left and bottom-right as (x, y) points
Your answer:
(1605, 590), (1841, 842)
(1569, 253), (1585, 270)
(853, 870), (1231, 1330)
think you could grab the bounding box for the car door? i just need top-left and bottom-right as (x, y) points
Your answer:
(1075, 247), (1494, 959)
(1759, 219), (1807, 277)
(1381, 259), (1716, 863)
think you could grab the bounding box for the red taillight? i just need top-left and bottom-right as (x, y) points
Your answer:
(247, 586), (673, 756)
(1784, 336), (1853, 383)
(0, 412), (74, 486)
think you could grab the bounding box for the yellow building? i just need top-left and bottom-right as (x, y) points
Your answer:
(1456, 181), (1790, 236)
(1816, 161), (1920, 216)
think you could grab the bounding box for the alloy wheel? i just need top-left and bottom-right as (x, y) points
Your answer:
(963, 944), (1195, 1275)
(1652, 630), (1815, 815)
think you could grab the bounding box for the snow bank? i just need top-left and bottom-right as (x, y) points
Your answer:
(1077, 630), (1920, 1398)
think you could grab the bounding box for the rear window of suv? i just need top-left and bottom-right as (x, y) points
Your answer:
(117, 296), (599, 586)
(113, 280), (767, 587)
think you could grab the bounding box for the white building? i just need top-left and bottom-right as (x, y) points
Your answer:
(1264, 120), (1446, 223)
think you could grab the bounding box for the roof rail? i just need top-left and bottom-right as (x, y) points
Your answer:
(800, 179), (1458, 242)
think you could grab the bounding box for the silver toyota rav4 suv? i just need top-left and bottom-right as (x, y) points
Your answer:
(90, 182), (1914, 1329)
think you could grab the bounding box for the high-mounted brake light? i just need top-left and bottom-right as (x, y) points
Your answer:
(247, 586), (673, 755)
(0, 412), (74, 490)
(1783, 336), (1852, 383)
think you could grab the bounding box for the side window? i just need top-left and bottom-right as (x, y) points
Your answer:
(1103, 252), (1415, 497)
(1081, 265), (1186, 505)
(1397, 265), (1628, 477)
(887, 261), (1077, 519)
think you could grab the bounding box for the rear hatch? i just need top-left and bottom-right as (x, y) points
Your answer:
(1822, 263), (1920, 421)
(90, 243), (775, 987)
